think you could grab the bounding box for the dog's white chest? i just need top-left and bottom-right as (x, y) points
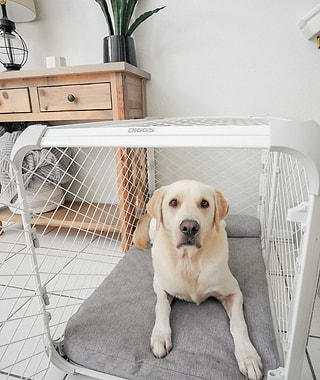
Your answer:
(161, 255), (222, 305)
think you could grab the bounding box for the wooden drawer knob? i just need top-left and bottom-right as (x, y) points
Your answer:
(67, 94), (76, 103)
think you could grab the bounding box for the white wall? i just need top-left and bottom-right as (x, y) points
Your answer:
(15, 0), (320, 209)
(17, 0), (107, 68)
(17, 0), (320, 122)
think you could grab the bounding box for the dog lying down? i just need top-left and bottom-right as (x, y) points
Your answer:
(133, 180), (263, 380)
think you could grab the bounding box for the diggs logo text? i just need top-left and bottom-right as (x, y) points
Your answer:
(128, 127), (155, 133)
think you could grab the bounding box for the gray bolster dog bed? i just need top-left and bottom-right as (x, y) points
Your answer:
(64, 215), (280, 380)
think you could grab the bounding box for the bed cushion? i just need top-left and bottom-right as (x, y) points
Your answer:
(64, 217), (279, 380)
(225, 214), (261, 238)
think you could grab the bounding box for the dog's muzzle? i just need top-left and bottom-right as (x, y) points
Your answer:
(176, 219), (201, 249)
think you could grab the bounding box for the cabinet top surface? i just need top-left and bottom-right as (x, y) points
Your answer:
(0, 62), (151, 80)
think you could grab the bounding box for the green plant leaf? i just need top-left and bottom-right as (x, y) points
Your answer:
(110, 0), (124, 34)
(126, 6), (166, 37)
(95, 0), (114, 35)
(122, 0), (138, 35)
(118, 0), (128, 36)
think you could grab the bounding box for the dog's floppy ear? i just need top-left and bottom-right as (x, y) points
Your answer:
(213, 190), (229, 232)
(146, 187), (165, 230)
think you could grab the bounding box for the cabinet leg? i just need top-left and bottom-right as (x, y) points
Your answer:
(117, 148), (137, 252)
(134, 148), (149, 213)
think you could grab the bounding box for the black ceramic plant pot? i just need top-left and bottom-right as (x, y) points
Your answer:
(103, 35), (137, 66)
(126, 36), (137, 67)
(103, 35), (126, 63)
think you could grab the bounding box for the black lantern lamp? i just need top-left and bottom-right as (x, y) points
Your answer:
(0, 0), (28, 71)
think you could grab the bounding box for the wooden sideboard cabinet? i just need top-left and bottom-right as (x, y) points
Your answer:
(0, 63), (151, 251)
(0, 62), (150, 122)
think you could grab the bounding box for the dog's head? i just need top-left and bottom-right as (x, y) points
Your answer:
(146, 180), (229, 252)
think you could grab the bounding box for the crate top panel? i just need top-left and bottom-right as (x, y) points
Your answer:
(10, 117), (320, 197)
(34, 117), (270, 149)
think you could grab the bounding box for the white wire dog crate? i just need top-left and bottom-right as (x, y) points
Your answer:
(0, 117), (320, 380)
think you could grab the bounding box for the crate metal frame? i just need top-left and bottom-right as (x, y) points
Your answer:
(3, 117), (320, 380)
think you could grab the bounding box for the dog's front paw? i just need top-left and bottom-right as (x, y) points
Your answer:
(150, 328), (172, 358)
(236, 346), (263, 380)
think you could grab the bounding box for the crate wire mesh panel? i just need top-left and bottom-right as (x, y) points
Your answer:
(260, 152), (310, 359)
(0, 155), (52, 379)
(0, 117), (320, 380)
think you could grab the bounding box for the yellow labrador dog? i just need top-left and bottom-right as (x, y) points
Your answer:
(133, 180), (263, 380)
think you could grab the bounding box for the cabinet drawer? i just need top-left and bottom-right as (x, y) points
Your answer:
(0, 88), (31, 113)
(38, 83), (112, 112)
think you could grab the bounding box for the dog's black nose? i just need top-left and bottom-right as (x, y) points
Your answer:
(180, 220), (200, 237)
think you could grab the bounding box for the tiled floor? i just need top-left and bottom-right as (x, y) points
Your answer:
(0, 223), (319, 380)
(0, 222), (122, 380)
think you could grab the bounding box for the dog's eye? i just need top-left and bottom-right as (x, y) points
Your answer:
(201, 200), (209, 208)
(169, 199), (178, 208)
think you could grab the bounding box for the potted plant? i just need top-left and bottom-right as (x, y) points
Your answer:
(95, 0), (165, 66)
